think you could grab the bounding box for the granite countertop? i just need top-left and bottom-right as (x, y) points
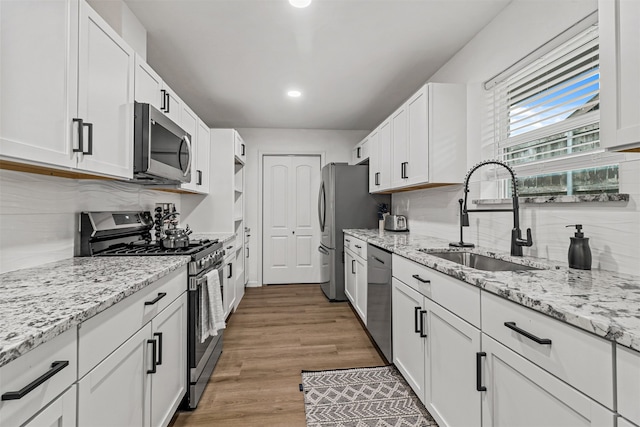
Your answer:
(191, 232), (235, 244)
(344, 229), (640, 352)
(0, 256), (190, 368)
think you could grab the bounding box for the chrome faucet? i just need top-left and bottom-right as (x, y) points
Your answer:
(450, 160), (533, 256)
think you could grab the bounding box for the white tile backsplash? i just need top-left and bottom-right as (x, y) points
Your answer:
(0, 170), (181, 273)
(393, 158), (640, 276)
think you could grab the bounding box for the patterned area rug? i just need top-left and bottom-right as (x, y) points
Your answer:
(301, 365), (438, 427)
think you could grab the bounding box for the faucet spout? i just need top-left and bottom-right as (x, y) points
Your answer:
(450, 160), (533, 256)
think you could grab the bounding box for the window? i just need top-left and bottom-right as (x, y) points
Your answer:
(486, 17), (621, 197)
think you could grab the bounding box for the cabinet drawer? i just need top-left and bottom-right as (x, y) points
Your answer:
(0, 328), (77, 427)
(351, 237), (367, 259)
(392, 254), (480, 327)
(617, 344), (640, 425)
(78, 267), (186, 378)
(344, 235), (352, 251)
(482, 291), (614, 409)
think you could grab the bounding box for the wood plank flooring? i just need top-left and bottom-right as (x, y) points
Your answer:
(170, 284), (385, 426)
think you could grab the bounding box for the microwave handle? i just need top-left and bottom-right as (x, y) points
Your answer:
(178, 135), (192, 177)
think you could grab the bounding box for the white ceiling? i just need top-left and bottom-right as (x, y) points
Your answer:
(123, 0), (511, 130)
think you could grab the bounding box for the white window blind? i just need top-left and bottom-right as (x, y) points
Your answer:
(486, 20), (622, 195)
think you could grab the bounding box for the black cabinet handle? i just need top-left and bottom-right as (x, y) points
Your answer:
(414, 306), (421, 333)
(246, 247), (250, 258)
(419, 310), (427, 338)
(196, 170), (202, 185)
(504, 322), (552, 345)
(1, 361), (69, 401)
(355, 245), (362, 249)
(375, 172), (380, 186)
(160, 89), (167, 111)
(241, 143), (245, 156)
(345, 239), (351, 243)
(400, 162), (409, 179)
(228, 263), (233, 279)
(352, 259), (356, 274)
(144, 292), (167, 306)
(476, 352), (487, 391)
(83, 122), (93, 155)
(412, 274), (430, 284)
(147, 339), (157, 374)
(357, 147), (361, 158)
(73, 118), (84, 153)
(227, 245), (233, 250)
(154, 332), (163, 365)
(165, 92), (170, 113)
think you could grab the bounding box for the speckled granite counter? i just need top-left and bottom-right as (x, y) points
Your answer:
(191, 232), (235, 244)
(344, 229), (640, 352)
(0, 256), (190, 368)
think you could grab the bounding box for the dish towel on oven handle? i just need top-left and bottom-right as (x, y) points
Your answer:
(199, 269), (226, 343)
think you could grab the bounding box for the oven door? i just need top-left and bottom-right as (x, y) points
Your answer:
(186, 265), (224, 409)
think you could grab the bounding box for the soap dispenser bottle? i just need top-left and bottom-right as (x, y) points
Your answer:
(566, 224), (592, 270)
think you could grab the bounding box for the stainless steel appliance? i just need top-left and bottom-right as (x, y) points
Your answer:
(133, 102), (192, 184)
(317, 163), (390, 301)
(367, 244), (392, 362)
(79, 211), (224, 410)
(384, 215), (408, 231)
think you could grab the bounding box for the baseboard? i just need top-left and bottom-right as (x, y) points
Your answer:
(246, 280), (261, 288)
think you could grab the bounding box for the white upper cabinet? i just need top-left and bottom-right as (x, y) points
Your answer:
(75, 1), (135, 179)
(179, 105), (199, 192)
(234, 132), (246, 165)
(196, 120), (211, 194)
(161, 84), (183, 126)
(599, 0), (640, 152)
(0, 0), (134, 179)
(351, 136), (370, 165)
(0, 0), (78, 169)
(370, 83), (466, 193)
(134, 55), (164, 110)
(368, 129), (380, 192)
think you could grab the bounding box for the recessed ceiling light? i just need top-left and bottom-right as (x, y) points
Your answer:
(287, 90), (302, 98)
(289, 0), (312, 8)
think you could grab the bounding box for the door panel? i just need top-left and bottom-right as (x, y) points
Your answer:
(263, 155), (321, 284)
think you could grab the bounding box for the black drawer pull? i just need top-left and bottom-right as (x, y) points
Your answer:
(504, 322), (552, 345)
(154, 332), (163, 365)
(355, 245), (362, 249)
(144, 292), (167, 306)
(419, 310), (427, 338)
(476, 352), (487, 391)
(412, 274), (430, 284)
(1, 360), (69, 401)
(414, 306), (421, 333)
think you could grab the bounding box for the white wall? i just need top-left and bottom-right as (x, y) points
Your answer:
(0, 170), (180, 274)
(238, 128), (367, 285)
(393, 0), (640, 275)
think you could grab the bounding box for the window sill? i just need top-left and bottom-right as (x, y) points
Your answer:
(473, 193), (629, 205)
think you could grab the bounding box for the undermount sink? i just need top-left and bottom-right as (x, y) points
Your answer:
(425, 251), (542, 272)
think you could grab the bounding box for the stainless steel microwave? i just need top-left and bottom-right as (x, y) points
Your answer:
(132, 102), (191, 184)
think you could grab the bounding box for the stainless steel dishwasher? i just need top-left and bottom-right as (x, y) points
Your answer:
(367, 244), (392, 362)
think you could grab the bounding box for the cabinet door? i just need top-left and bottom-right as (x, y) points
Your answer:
(600, 0), (640, 151)
(481, 334), (615, 427)
(344, 250), (356, 304)
(617, 345), (640, 425)
(391, 278), (425, 399)
(378, 119), (392, 191)
(223, 259), (236, 318)
(391, 104), (409, 188)
(78, 324), (152, 427)
(196, 120), (211, 193)
(0, 0), (78, 169)
(135, 56), (163, 110)
(180, 106), (199, 192)
(24, 385), (76, 427)
(406, 86), (429, 185)
(354, 255), (367, 323)
(76, 1), (135, 179)
(150, 294), (187, 427)
(161, 84), (182, 125)
(368, 129), (380, 192)
(425, 300), (481, 427)
(234, 131), (246, 164)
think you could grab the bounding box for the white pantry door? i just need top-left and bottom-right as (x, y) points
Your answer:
(263, 155), (321, 284)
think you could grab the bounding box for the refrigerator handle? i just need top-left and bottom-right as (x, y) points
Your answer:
(318, 182), (326, 232)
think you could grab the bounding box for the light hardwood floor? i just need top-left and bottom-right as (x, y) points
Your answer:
(170, 284), (385, 426)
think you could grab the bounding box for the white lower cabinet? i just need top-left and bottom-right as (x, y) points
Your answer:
(617, 344), (640, 425)
(24, 385), (76, 427)
(481, 334), (615, 427)
(223, 249), (236, 318)
(425, 301), (481, 427)
(345, 249), (356, 304)
(78, 293), (187, 427)
(78, 323), (152, 426)
(344, 235), (367, 324)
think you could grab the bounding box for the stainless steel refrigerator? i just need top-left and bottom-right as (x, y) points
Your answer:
(317, 163), (389, 301)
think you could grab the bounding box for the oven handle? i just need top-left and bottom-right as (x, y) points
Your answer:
(189, 265), (223, 291)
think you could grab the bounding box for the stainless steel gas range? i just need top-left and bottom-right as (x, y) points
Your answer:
(79, 210), (225, 410)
